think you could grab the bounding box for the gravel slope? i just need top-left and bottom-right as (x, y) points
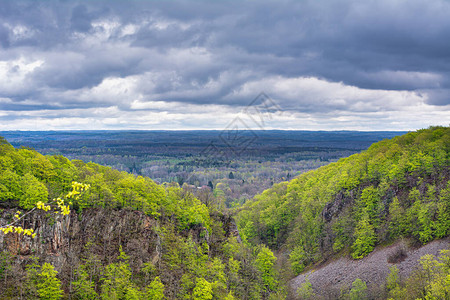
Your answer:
(289, 237), (450, 299)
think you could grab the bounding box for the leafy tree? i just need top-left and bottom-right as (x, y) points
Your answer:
(351, 213), (376, 259)
(391, 250), (450, 299)
(255, 245), (278, 291)
(146, 276), (165, 300)
(289, 246), (306, 275)
(72, 265), (98, 300)
(125, 286), (144, 300)
(26, 262), (63, 300)
(224, 291), (236, 300)
(227, 257), (240, 292)
(20, 173), (49, 209)
(0, 169), (21, 202)
(192, 278), (213, 300)
(348, 278), (367, 300)
(332, 210), (354, 252)
(297, 276), (315, 299)
(385, 265), (406, 299)
(435, 183), (450, 238)
(417, 202), (435, 244)
(388, 197), (406, 238)
(419, 252), (450, 299)
(206, 257), (227, 298)
(386, 265), (399, 291)
(100, 247), (137, 300)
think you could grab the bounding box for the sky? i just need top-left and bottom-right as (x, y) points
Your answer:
(0, 0), (449, 131)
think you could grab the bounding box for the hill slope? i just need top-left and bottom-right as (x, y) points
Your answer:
(290, 237), (449, 299)
(236, 126), (450, 297)
(0, 136), (283, 299)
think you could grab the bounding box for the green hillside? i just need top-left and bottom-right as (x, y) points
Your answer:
(0, 127), (449, 299)
(0, 136), (283, 299)
(236, 126), (449, 273)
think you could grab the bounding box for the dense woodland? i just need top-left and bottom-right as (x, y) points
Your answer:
(0, 130), (402, 207)
(0, 135), (285, 299)
(236, 126), (450, 298)
(0, 127), (449, 299)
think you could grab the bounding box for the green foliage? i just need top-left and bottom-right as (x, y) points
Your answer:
(72, 265), (98, 300)
(386, 265), (400, 291)
(332, 210), (353, 252)
(1, 127), (449, 299)
(146, 276), (165, 300)
(20, 173), (49, 209)
(357, 186), (381, 221)
(0, 137), (14, 154)
(206, 257), (227, 298)
(386, 250), (450, 300)
(177, 192), (211, 231)
(418, 251), (450, 299)
(192, 278), (213, 300)
(289, 246), (306, 275)
(241, 219), (257, 244)
(0, 169), (21, 202)
(100, 247), (138, 300)
(435, 182), (450, 238)
(125, 286), (144, 300)
(26, 262), (63, 300)
(224, 291), (236, 300)
(236, 126), (450, 271)
(297, 277), (315, 299)
(348, 278), (367, 300)
(388, 197), (406, 238)
(0, 138), (212, 233)
(255, 245), (278, 291)
(0, 137), (281, 300)
(351, 213), (377, 259)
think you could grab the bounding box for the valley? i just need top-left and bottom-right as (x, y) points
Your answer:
(0, 127), (448, 299)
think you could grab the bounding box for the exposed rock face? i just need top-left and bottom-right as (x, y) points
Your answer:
(0, 208), (236, 298)
(0, 208), (160, 275)
(322, 190), (354, 223)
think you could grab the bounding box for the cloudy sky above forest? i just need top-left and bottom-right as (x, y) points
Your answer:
(0, 0), (449, 130)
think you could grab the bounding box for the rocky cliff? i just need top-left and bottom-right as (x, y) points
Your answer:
(0, 208), (238, 298)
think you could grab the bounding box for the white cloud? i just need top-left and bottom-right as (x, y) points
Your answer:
(0, 0), (449, 131)
(0, 58), (43, 95)
(230, 76), (426, 112)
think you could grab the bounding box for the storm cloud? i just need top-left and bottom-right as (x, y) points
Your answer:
(0, 0), (449, 130)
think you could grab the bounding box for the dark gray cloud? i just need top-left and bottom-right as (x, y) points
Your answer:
(0, 0), (449, 130)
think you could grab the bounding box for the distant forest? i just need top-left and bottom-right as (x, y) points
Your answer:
(0, 130), (404, 207)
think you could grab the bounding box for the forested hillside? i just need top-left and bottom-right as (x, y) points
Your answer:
(0, 136), (284, 299)
(1, 127), (449, 299)
(236, 126), (450, 297)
